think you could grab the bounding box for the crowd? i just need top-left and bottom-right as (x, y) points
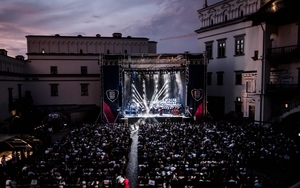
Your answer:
(1, 120), (300, 188)
(136, 121), (300, 187)
(1, 123), (132, 188)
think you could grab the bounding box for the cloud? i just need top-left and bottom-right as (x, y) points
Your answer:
(0, 0), (223, 57)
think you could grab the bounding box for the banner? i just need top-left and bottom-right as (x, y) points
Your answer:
(188, 64), (205, 120)
(103, 65), (120, 123)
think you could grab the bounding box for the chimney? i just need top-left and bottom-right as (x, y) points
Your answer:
(112, 33), (122, 38)
(0, 49), (8, 56)
(203, 0), (207, 8)
(16, 55), (25, 61)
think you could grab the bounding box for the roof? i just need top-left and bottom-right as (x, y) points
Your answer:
(0, 134), (34, 151)
(0, 134), (17, 143)
(25, 34), (150, 40)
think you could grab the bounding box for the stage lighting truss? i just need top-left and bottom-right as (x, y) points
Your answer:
(122, 67), (186, 75)
(185, 66), (189, 84)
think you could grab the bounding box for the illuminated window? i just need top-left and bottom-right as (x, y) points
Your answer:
(234, 34), (245, 56)
(41, 49), (45, 53)
(217, 39), (226, 58)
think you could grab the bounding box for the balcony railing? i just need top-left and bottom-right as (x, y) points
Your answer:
(267, 84), (300, 92)
(268, 45), (300, 55)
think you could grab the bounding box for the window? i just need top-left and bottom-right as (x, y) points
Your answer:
(246, 82), (251, 93)
(217, 39), (226, 58)
(217, 72), (224, 85)
(81, 66), (87, 75)
(50, 84), (58, 96)
(240, 10), (244, 17)
(18, 84), (22, 98)
(41, 49), (45, 53)
(205, 41), (213, 59)
(107, 49), (110, 54)
(207, 72), (212, 85)
(245, 79), (256, 93)
(234, 34), (245, 56)
(124, 50), (127, 54)
(81, 84), (89, 96)
(223, 10), (228, 22)
(224, 15), (228, 22)
(51, 66), (57, 74)
(235, 71), (242, 85)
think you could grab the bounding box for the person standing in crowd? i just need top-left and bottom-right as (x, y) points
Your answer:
(58, 178), (66, 188)
(1, 155), (7, 174)
(5, 176), (12, 188)
(112, 173), (119, 188)
(254, 179), (263, 188)
(1, 155), (7, 167)
(117, 174), (124, 188)
(11, 151), (17, 166)
(122, 175), (130, 188)
(10, 178), (17, 188)
(25, 144), (31, 158)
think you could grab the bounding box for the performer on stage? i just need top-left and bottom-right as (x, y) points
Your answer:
(185, 106), (192, 117)
(158, 107), (163, 115)
(150, 106), (155, 114)
(171, 107), (180, 116)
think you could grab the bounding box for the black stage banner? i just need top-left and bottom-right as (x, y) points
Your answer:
(103, 65), (120, 123)
(188, 64), (205, 120)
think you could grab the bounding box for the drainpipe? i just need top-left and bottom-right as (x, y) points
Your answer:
(260, 23), (266, 126)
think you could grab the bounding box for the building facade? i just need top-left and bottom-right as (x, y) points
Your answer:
(0, 33), (157, 129)
(196, 0), (300, 126)
(0, 49), (27, 127)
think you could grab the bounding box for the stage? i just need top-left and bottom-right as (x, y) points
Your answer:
(118, 113), (193, 124)
(101, 54), (207, 124)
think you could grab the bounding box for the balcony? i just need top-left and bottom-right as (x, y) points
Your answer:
(266, 84), (300, 94)
(267, 45), (300, 64)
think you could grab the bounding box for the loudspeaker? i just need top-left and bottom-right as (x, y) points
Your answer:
(119, 84), (122, 106)
(187, 84), (190, 106)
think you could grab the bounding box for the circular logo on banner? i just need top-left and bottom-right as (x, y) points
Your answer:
(191, 88), (203, 101)
(106, 89), (119, 102)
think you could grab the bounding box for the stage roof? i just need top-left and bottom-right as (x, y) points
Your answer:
(102, 53), (206, 69)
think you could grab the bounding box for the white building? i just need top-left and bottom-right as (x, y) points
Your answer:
(0, 33), (157, 129)
(196, 0), (300, 125)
